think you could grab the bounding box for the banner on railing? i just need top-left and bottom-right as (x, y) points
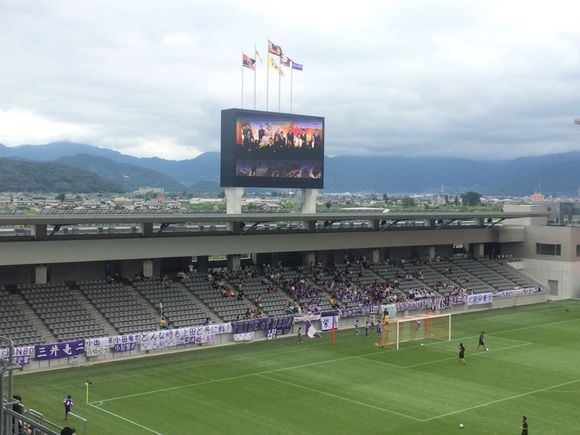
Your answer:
(232, 315), (293, 336)
(113, 342), (137, 353)
(320, 315), (339, 331)
(234, 332), (255, 341)
(379, 304), (398, 319)
(0, 346), (34, 365)
(141, 328), (211, 351)
(34, 340), (85, 360)
(494, 287), (541, 298)
(293, 313), (321, 322)
(338, 305), (380, 318)
(85, 334), (141, 356)
(466, 292), (493, 306)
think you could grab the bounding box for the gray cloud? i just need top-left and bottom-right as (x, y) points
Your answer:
(1, 0), (580, 160)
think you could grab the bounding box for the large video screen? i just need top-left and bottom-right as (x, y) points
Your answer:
(221, 109), (324, 188)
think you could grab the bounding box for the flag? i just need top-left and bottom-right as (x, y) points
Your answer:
(255, 48), (263, 63)
(305, 320), (321, 339)
(242, 53), (256, 70)
(280, 54), (291, 67)
(291, 61), (303, 71)
(268, 40), (283, 56)
(268, 54), (283, 76)
(83, 378), (93, 387)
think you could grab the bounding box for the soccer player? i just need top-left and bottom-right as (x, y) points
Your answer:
(365, 321), (369, 337)
(477, 331), (486, 351)
(458, 343), (466, 365)
(297, 327), (302, 343)
(354, 320), (359, 336)
(63, 395), (73, 420)
(520, 416), (528, 435)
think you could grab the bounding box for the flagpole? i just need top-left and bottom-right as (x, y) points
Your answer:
(278, 72), (281, 112)
(290, 66), (293, 113)
(253, 44), (257, 110)
(266, 40), (270, 111)
(241, 62), (244, 109)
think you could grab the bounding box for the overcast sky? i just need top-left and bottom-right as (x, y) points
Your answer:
(1, 0), (580, 160)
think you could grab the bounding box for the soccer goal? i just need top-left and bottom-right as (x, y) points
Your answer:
(391, 313), (452, 350)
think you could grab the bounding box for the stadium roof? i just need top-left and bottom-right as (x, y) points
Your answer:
(0, 210), (548, 225)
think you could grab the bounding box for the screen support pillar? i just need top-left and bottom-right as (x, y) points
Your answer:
(225, 187), (244, 214)
(301, 189), (318, 230)
(225, 187), (244, 232)
(301, 189), (318, 214)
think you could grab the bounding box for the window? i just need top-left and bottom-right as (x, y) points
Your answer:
(577, 245), (580, 257)
(536, 243), (561, 256)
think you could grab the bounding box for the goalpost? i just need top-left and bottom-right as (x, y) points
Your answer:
(389, 313), (452, 350)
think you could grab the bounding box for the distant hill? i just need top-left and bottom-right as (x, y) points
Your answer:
(2, 141), (580, 195)
(0, 157), (123, 193)
(57, 154), (187, 192)
(0, 142), (219, 187)
(324, 152), (580, 195)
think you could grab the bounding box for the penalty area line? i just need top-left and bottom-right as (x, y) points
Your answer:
(88, 403), (164, 435)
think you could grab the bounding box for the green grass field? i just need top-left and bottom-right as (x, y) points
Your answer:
(13, 300), (580, 435)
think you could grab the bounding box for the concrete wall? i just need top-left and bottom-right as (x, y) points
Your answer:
(516, 258), (580, 299)
(0, 227), (510, 266)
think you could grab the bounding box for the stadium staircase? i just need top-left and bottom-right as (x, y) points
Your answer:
(134, 278), (216, 327)
(78, 279), (160, 335)
(67, 283), (118, 336)
(479, 258), (542, 288)
(186, 274), (258, 322)
(11, 292), (56, 344)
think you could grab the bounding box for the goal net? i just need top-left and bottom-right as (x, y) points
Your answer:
(384, 313), (451, 350)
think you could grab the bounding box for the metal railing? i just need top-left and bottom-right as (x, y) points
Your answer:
(1, 336), (59, 435)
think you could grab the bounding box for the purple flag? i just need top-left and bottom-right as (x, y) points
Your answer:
(305, 320), (320, 339)
(291, 61), (303, 71)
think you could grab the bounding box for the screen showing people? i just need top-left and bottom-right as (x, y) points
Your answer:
(236, 114), (323, 158)
(221, 109), (324, 188)
(236, 159), (322, 179)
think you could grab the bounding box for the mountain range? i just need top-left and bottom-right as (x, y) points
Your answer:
(0, 141), (578, 195)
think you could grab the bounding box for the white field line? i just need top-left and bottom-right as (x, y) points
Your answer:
(93, 317), (580, 405)
(258, 374), (422, 422)
(88, 403), (163, 434)
(358, 342), (533, 369)
(421, 378), (580, 422)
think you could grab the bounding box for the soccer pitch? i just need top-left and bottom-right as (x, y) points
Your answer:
(14, 300), (580, 435)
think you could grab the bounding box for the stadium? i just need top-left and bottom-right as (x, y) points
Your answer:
(2, 8), (580, 433)
(1, 129), (580, 434)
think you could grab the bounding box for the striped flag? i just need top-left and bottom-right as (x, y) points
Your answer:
(242, 53), (256, 70)
(305, 320), (321, 339)
(255, 49), (263, 63)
